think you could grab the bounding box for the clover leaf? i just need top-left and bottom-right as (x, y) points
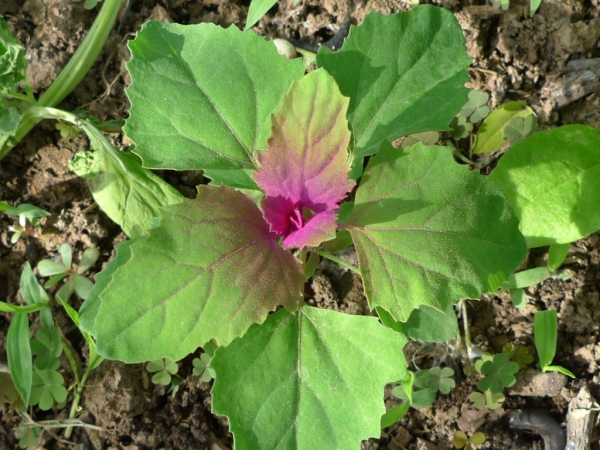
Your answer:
(504, 114), (539, 146)
(29, 369), (68, 410)
(454, 430), (486, 449)
(503, 343), (534, 370)
(460, 90), (490, 123)
(14, 424), (41, 450)
(30, 327), (63, 371)
(450, 116), (473, 140)
(193, 353), (216, 382)
(425, 367), (455, 394)
(37, 243), (98, 300)
(477, 353), (520, 394)
(468, 391), (505, 410)
(147, 358), (178, 385)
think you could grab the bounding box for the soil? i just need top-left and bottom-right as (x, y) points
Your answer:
(1, 0), (600, 449)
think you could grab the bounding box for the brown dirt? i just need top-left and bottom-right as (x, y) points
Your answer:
(1, 0), (600, 448)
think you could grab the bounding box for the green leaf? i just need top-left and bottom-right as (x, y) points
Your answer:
(530, 0), (542, 16)
(80, 237), (144, 334)
(147, 358), (178, 385)
(317, 6), (470, 160)
(503, 267), (550, 289)
(245, 0), (278, 30)
(70, 149), (183, 238)
(504, 114), (539, 147)
(7, 313), (32, 405)
(472, 101), (533, 154)
(20, 263), (48, 305)
(78, 247), (100, 274)
(29, 369), (67, 410)
(124, 20), (304, 171)
(14, 424), (41, 449)
(411, 387), (437, 409)
(509, 288), (527, 310)
(211, 306), (407, 449)
(490, 124), (600, 247)
(86, 186), (304, 362)
(548, 243), (570, 272)
(426, 367), (455, 394)
(477, 353), (519, 394)
(450, 116), (473, 140)
(380, 402), (410, 428)
(470, 431), (486, 445)
(346, 142), (526, 322)
(37, 259), (67, 277)
(204, 168), (260, 191)
(59, 243), (72, 269)
(534, 310), (557, 371)
(72, 274), (94, 299)
(31, 327), (62, 371)
(379, 304), (458, 343)
(0, 15), (27, 94)
(461, 90), (490, 123)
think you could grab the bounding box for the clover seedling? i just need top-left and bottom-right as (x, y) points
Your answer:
(504, 114), (539, 147)
(476, 352), (519, 394)
(14, 424), (42, 450)
(460, 90), (490, 123)
(453, 430), (486, 450)
(534, 310), (575, 378)
(503, 343), (533, 370)
(37, 243), (99, 300)
(147, 358), (179, 386)
(450, 116), (473, 140)
(29, 368), (68, 410)
(0, 202), (50, 243)
(468, 390), (505, 410)
(193, 354), (216, 382)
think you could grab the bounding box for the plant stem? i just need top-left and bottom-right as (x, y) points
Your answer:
(64, 355), (104, 439)
(0, 300), (50, 314)
(0, 0), (123, 162)
(317, 250), (360, 274)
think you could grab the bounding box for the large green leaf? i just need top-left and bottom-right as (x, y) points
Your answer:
(85, 186), (304, 362)
(317, 6), (470, 160)
(125, 20), (304, 171)
(472, 101), (534, 154)
(377, 304), (458, 343)
(346, 141), (526, 322)
(490, 124), (600, 248)
(211, 306), (407, 449)
(245, 0), (278, 31)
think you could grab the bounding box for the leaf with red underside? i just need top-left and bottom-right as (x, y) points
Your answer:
(254, 69), (355, 248)
(81, 185), (305, 363)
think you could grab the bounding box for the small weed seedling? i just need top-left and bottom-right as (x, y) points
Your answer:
(534, 310), (575, 378)
(193, 353), (216, 383)
(37, 243), (99, 301)
(147, 358), (179, 386)
(0, 201), (50, 243)
(453, 430), (486, 450)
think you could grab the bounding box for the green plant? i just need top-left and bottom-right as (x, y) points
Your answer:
(460, 90), (490, 124)
(491, 0), (543, 16)
(14, 423), (42, 449)
(193, 353), (216, 382)
(534, 310), (575, 378)
(37, 243), (99, 300)
(0, 202), (50, 243)
(453, 430), (486, 450)
(147, 358), (179, 386)
(3, 263), (104, 439)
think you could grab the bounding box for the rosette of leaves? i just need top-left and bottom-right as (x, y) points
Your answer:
(79, 7), (527, 448)
(37, 243), (99, 300)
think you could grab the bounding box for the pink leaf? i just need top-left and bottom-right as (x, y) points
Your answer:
(254, 69), (355, 248)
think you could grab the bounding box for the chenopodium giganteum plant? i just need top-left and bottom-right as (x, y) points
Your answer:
(79, 6), (526, 448)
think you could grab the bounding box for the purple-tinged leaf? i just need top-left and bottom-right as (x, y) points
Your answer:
(82, 186), (305, 363)
(254, 69), (355, 248)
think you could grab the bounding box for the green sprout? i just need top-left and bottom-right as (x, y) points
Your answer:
(193, 353), (216, 382)
(534, 310), (575, 378)
(30, 327), (63, 371)
(492, 0), (509, 10)
(460, 90), (490, 123)
(0, 201), (50, 243)
(422, 366), (455, 394)
(55, 121), (81, 138)
(37, 243), (99, 300)
(453, 430), (486, 449)
(503, 343), (534, 370)
(147, 358), (179, 386)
